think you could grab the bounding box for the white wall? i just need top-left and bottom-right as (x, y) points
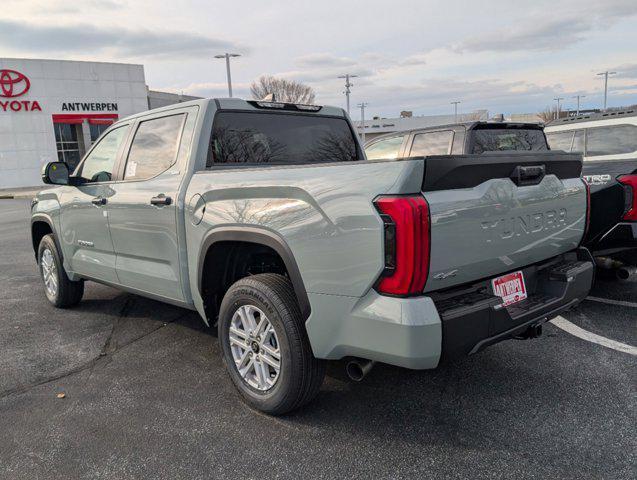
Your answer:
(148, 90), (201, 110)
(0, 58), (149, 189)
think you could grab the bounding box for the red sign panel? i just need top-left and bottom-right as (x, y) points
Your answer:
(52, 113), (119, 124)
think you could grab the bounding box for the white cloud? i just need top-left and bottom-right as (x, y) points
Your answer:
(295, 53), (357, 68)
(456, 0), (637, 53)
(0, 19), (246, 59)
(0, 0), (635, 115)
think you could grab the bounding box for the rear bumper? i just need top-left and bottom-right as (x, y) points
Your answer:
(592, 222), (637, 256)
(432, 249), (594, 362)
(306, 249), (594, 369)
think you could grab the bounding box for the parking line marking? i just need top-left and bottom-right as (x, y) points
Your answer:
(550, 316), (637, 356)
(585, 296), (637, 309)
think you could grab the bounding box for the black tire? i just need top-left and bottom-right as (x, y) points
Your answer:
(38, 234), (84, 308)
(218, 273), (325, 415)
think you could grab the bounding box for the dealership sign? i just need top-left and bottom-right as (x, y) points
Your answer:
(0, 69), (42, 112)
(61, 102), (118, 112)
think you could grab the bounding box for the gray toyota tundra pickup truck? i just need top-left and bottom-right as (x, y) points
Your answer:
(31, 98), (594, 414)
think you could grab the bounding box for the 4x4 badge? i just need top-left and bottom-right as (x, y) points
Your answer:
(433, 269), (458, 280)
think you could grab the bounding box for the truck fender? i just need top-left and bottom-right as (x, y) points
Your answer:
(197, 226), (311, 319)
(31, 213), (63, 262)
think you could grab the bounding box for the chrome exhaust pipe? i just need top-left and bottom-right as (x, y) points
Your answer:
(616, 265), (637, 281)
(345, 358), (376, 382)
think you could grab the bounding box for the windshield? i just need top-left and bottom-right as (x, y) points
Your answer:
(471, 128), (548, 154)
(210, 111), (361, 165)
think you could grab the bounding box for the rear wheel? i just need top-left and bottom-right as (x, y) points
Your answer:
(218, 273), (325, 415)
(38, 234), (84, 308)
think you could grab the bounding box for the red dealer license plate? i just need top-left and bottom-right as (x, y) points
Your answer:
(491, 271), (527, 307)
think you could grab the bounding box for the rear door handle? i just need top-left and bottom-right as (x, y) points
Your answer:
(150, 194), (172, 206)
(91, 197), (107, 206)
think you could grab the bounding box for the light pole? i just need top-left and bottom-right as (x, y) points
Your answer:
(596, 71), (616, 110)
(553, 97), (564, 120)
(572, 95), (586, 115)
(338, 74), (358, 115)
(451, 101), (461, 123)
(215, 53), (241, 97)
(357, 102), (368, 144)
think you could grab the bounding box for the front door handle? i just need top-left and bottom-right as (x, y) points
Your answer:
(91, 197), (107, 206)
(150, 194), (172, 206)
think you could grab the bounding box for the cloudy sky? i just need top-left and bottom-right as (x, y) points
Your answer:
(2, 0), (636, 119)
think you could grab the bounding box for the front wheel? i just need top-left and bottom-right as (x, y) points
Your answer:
(218, 273), (325, 415)
(38, 234), (84, 308)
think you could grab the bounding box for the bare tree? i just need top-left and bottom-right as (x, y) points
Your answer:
(251, 76), (316, 104)
(538, 106), (555, 123)
(538, 105), (570, 123)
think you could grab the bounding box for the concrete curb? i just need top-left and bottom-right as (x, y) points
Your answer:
(0, 193), (40, 199)
(0, 188), (47, 200)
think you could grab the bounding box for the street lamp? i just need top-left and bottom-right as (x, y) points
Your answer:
(357, 102), (368, 145)
(572, 95), (586, 115)
(596, 71), (617, 110)
(338, 74), (358, 115)
(451, 101), (461, 123)
(553, 97), (564, 120)
(215, 53), (241, 98)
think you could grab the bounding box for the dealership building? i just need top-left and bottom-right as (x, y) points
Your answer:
(0, 58), (198, 189)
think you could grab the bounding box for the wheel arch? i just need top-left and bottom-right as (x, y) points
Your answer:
(197, 227), (311, 320)
(31, 214), (61, 261)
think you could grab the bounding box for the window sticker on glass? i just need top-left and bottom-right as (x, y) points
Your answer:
(126, 161), (137, 178)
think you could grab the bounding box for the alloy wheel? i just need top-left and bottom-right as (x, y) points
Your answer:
(41, 248), (58, 299)
(228, 304), (281, 391)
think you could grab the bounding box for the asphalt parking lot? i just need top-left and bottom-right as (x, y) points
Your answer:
(0, 198), (635, 480)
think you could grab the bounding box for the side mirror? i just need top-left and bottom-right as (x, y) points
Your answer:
(42, 162), (69, 185)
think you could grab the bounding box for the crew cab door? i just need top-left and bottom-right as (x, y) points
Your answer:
(58, 124), (130, 283)
(106, 109), (195, 302)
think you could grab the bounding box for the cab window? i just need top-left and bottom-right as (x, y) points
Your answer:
(547, 130), (586, 154)
(124, 114), (185, 180)
(365, 136), (405, 160)
(586, 125), (637, 157)
(546, 131), (573, 152)
(76, 125), (128, 183)
(410, 131), (453, 156)
(572, 130), (585, 154)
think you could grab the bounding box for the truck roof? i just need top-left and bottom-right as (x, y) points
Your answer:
(118, 97), (347, 124)
(368, 121), (544, 143)
(546, 108), (637, 127)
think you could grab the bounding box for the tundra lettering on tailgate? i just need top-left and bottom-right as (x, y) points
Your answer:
(481, 208), (567, 242)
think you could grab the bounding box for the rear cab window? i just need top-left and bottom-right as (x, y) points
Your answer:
(471, 126), (548, 154)
(209, 111), (361, 166)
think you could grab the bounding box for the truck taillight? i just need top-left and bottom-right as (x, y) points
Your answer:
(618, 175), (637, 221)
(374, 195), (430, 296)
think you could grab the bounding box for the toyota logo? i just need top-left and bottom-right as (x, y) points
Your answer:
(0, 69), (31, 98)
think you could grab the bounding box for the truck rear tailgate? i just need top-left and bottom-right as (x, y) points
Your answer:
(421, 152), (586, 292)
